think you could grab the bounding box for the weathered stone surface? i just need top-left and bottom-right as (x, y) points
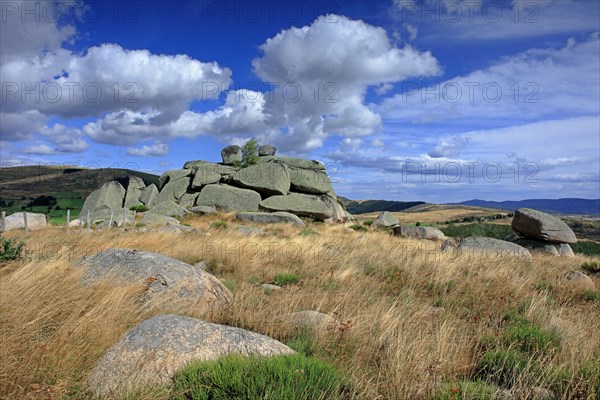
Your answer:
(190, 163), (238, 189)
(232, 162), (290, 196)
(123, 176), (146, 208)
(81, 181), (126, 216)
(235, 211), (305, 227)
(393, 225), (446, 240)
(2, 212), (47, 231)
(139, 184), (159, 206)
(261, 283), (281, 291)
(441, 236), (532, 261)
(558, 243), (575, 257)
(149, 200), (187, 217)
(158, 169), (192, 190)
(68, 218), (81, 227)
(565, 271), (594, 290)
(139, 213), (180, 227)
(371, 211), (399, 228)
(258, 144), (276, 156)
(196, 184), (260, 211)
(512, 208), (577, 244)
(179, 192), (199, 208)
(261, 156), (325, 171)
(278, 310), (338, 334)
(153, 176), (190, 205)
(87, 314), (294, 396)
(182, 160), (208, 169)
(90, 208), (134, 227)
(190, 205), (216, 215)
(221, 145), (242, 165)
(289, 169), (333, 195)
(512, 238), (576, 257)
(76, 249), (232, 311)
(259, 193), (334, 220)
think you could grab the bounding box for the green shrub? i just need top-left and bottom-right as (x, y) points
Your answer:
(172, 353), (353, 400)
(474, 349), (530, 388)
(0, 236), (25, 262)
(363, 220), (374, 226)
(580, 290), (600, 302)
(240, 138), (259, 168)
(503, 318), (560, 354)
(129, 204), (149, 212)
(287, 326), (315, 356)
(274, 273), (301, 286)
(349, 224), (367, 232)
(298, 228), (318, 237)
(441, 223), (513, 240)
(435, 380), (499, 400)
(210, 220), (228, 230)
(571, 241), (600, 256)
(222, 279), (237, 291)
(581, 261), (600, 273)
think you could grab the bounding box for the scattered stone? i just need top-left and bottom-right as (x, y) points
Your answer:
(80, 181), (126, 217)
(278, 311), (339, 334)
(235, 211), (305, 227)
(512, 208), (577, 244)
(139, 184), (159, 206)
(221, 145), (242, 165)
(261, 283), (281, 291)
(558, 243), (575, 257)
(232, 161), (290, 196)
(441, 236), (532, 261)
(371, 211), (399, 228)
(2, 212), (47, 231)
(190, 205), (216, 215)
(68, 218), (81, 227)
(260, 193), (334, 220)
(565, 270), (594, 290)
(232, 224), (265, 236)
(393, 225), (446, 240)
(258, 144), (276, 156)
(196, 184), (261, 211)
(75, 249), (232, 311)
(139, 213), (180, 227)
(87, 314), (294, 397)
(423, 306), (446, 316)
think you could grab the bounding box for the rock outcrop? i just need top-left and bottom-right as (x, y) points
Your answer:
(88, 314), (294, 396)
(79, 145), (345, 223)
(442, 236), (532, 261)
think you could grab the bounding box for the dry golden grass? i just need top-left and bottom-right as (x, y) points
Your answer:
(356, 205), (512, 226)
(1, 214), (599, 399)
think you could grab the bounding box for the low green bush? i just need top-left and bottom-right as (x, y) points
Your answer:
(363, 220), (374, 226)
(571, 241), (600, 256)
(172, 353), (353, 400)
(349, 224), (367, 232)
(274, 273), (301, 286)
(435, 380), (499, 400)
(503, 318), (560, 354)
(129, 204), (149, 212)
(474, 349), (530, 388)
(209, 220), (228, 229)
(298, 228), (318, 237)
(581, 261), (600, 273)
(1, 236), (25, 262)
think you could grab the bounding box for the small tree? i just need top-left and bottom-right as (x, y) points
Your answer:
(241, 138), (259, 168)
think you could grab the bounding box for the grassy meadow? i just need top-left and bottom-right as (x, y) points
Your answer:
(0, 212), (599, 399)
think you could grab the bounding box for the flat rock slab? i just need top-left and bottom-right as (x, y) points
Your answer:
(512, 208), (577, 244)
(75, 249), (231, 312)
(236, 211), (305, 227)
(371, 211), (399, 228)
(196, 184), (261, 211)
(2, 212), (47, 231)
(393, 225), (446, 240)
(88, 314), (294, 397)
(259, 193), (334, 220)
(232, 162), (290, 196)
(442, 236), (532, 261)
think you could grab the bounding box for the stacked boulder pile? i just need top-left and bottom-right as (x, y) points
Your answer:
(80, 144), (351, 226)
(508, 208), (576, 257)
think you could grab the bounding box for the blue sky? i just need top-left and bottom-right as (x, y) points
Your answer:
(1, 0), (599, 202)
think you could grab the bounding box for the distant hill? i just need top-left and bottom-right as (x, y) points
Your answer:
(0, 166), (159, 199)
(453, 198), (600, 215)
(338, 197), (426, 214)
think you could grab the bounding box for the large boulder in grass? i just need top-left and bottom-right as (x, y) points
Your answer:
(235, 211), (305, 227)
(75, 249), (232, 312)
(123, 176), (146, 208)
(232, 162), (290, 196)
(80, 181), (126, 217)
(371, 211), (399, 228)
(196, 184), (261, 211)
(393, 225), (446, 241)
(512, 208), (577, 244)
(88, 314), (294, 397)
(2, 212), (47, 231)
(441, 236), (532, 261)
(221, 145), (242, 165)
(259, 193), (334, 220)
